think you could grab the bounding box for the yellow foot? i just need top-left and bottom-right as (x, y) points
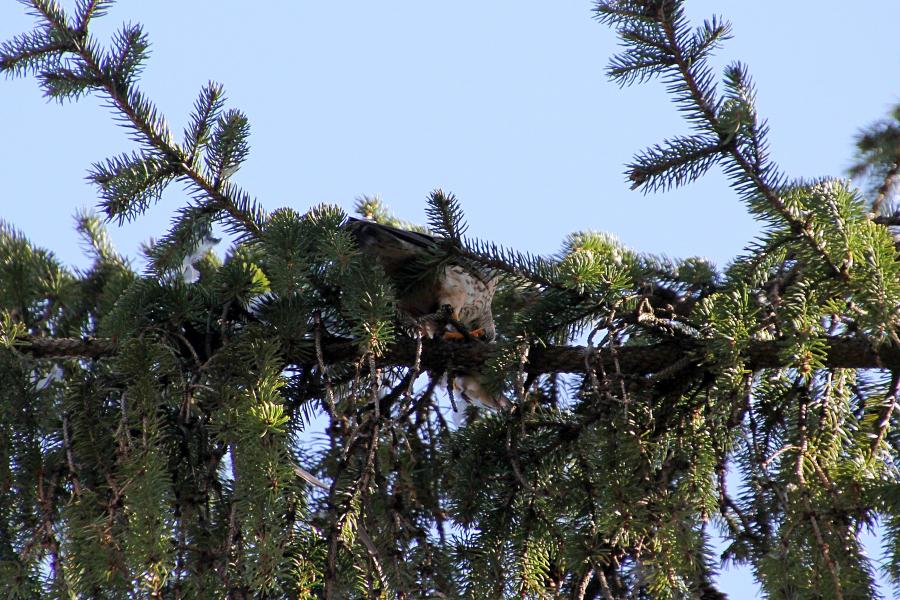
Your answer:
(469, 327), (485, 338)
(442, 331), (465, 341)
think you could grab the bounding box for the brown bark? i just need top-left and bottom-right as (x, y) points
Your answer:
(19, 334), (900, 374)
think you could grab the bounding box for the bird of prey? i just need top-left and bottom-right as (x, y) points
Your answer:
(345, 217), (507, 411)
(345, 217), (497, 341)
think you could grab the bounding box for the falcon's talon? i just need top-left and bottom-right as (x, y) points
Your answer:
(469, 327), (485, 338)
(442, 331), (466, 341)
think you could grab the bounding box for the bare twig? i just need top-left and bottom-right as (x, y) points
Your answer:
(293, 463), (328, 491)
(61, 415), (82, 498)
(872, 161), (900, 216)
(868, 371), (900, 461)
(313, 312), (337, 417)
(795, 386), (845, 600)
(357, 507), (391, 595)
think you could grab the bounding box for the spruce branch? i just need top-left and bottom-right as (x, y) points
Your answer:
(184, 82), (226, 166)
(74, 0), (115, 31)
(597, 0), (846, 280)
(88, 152), (178, 222)
(0, 30), (71, 76)
(627, 135), (730, 191)
(20, 335), (115, 358)
(663, 38), (842, 279)
(460, 239), (561, 289)
(425, 189), (468, 243)
(868, 371), (900, 462)
(144, 202), (218, 273)
(18, 333), (900, 374)
(849, 104), (900, 215)
(2, 1), (264, 240)
(205, 109), (251, 187)
(867, 151), (900, 217)
(74, 209), (124, 265)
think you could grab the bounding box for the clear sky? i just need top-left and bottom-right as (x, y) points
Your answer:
(3, 1), (900, 597)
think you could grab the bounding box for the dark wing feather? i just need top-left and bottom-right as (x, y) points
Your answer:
(345, 217), (438, 253)
(345, 217), (441, 317)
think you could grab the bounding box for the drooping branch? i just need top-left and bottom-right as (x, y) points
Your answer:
(18, 334), (900, 373)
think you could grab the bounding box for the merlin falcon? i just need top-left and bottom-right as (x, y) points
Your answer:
(346, 217), (506, 411)
(345, 217), (497, 341)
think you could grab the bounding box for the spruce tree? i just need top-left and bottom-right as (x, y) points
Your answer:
(2, 1), (900, 598)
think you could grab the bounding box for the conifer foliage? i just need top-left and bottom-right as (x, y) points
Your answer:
(3, 1), (900, 598)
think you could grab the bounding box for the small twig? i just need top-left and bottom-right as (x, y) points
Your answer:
(223, 443), (241, 582)
(807, 512), (843, 600)
(868, 371), (900, 461)
(61, 415), (82, 498)
(515, 340), (530, 403)
(594, 565), (615, 600)
(446, 372), (459, 415)
(368, 353), (381, 421)
(399, 374), (440, 423)
(357, 505), (391, 595)
(407, 330), (423, 398)
(574, 568), (594, 600)
(872, 161), (900, 216)
(646, 355), (694, 384)
(505, 420), (533, 494)
(794, 385), (845, 600)
(314, 311), (337, 417)
(762, 444), (799, 469)
(716, 466), (756, 541)
(292, 463), (328, 491)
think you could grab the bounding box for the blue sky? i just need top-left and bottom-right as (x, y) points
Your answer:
(3, 1), (900, 596)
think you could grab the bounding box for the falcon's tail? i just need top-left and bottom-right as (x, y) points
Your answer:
(454, 374), (509, 412)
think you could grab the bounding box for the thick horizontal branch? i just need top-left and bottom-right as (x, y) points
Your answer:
(18, 336), (116, 359)
(20, 334), (900, 374)
(374, 336), (900, 375)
